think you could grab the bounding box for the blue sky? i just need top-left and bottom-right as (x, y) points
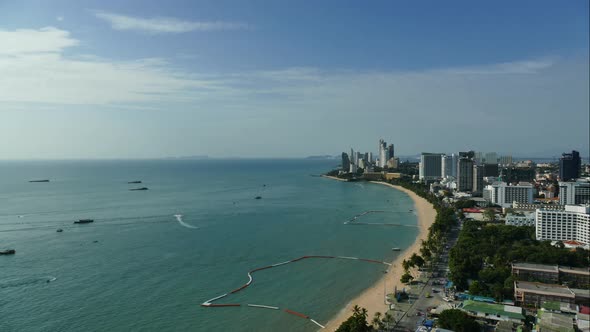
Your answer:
(0, 0), (588, 159)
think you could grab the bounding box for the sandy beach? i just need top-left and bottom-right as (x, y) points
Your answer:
(322, 181), (436, 331)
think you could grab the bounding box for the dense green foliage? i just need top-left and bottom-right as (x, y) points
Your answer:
(437, 309), (480, 332)
(336, 306), (374, 332)
(454, 200), (476, 209)
(449, 220), (590, 299)
(387, 178), (457, 283)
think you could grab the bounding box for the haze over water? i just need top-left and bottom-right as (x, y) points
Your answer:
(0, 159), (417, 331)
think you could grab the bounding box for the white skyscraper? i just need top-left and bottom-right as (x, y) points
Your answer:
(349, 148), (356, 173)
(378, 139), (387, 168)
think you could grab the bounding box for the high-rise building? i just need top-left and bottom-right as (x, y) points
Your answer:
(419, 153), (442, 181)
(355, 152), (362, 166)
(473, 165), (484, 194)
(457, 153), (474, 192)
(368, 152), (373, 164)
(387, 144), (395, 160)
(378, 139), (387, 168)
(341, 152), (350, 172)
(485, 152), (498, 165)
(483, 182), (534, 208)
(559, 150), (581, 181)
(441, 154), (453, 178)
(483, 163), (500, 177)
(474, 152), (484, 164)
(536, 205), (590, 245)
(559, 180), (590, 205)
(451, 153), (458, 177)
(349, 148), (357, 173)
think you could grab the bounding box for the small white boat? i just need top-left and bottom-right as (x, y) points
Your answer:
(392, 247), (401, 251)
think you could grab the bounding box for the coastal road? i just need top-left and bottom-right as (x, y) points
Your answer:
(390, 223), (460, 331)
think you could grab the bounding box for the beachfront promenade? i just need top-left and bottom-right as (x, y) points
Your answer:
(321, 180), (438, 330)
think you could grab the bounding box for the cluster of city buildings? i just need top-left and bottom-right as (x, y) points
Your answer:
(420, 150), (590, 249)
(339, 144), (589, 249)
(340, 138), (399, 174)
(511, 262), (590, 331)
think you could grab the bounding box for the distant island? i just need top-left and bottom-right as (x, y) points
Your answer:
(162, 155), (209, 160)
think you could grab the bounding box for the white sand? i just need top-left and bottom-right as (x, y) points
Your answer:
(321, 181), (436, 331)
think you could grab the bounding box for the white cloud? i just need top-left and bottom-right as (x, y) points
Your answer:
(56, 16), (64, 22)
(0, 27), (77, 55)
(93, 11), (247, 33)
(0, 27), (231, 105)
(0, 26), (587, 159)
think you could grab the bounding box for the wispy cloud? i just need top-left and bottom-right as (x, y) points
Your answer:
(0, 27), (230, 105)
(93, 11), (248, 33)
(441, 58), (555, 75)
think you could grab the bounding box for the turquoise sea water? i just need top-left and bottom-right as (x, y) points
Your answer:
(0, 159), (418, 331)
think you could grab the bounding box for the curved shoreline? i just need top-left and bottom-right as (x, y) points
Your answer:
(322, 181), (436, 331)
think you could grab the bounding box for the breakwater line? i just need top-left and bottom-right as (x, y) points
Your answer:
(201, 255), (391, 328)
(344, 210), (418, 228)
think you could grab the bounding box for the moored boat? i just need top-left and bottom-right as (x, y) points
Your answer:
(74, 219), (94, 224)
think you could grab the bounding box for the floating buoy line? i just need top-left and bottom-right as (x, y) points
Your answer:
(201, 255), (391, 329)
(344, 210), (418, 227)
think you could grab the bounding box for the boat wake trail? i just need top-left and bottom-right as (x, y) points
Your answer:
(174, 214), (198, 229)
(0, 276), (56, 289)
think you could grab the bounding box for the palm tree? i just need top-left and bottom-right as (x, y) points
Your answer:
(352, 305), (361, 316)
(382, 312), (394, 330)
(360, 307), (368, 319)
(372, 312), (382, 330)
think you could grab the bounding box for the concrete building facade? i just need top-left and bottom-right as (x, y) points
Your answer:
(535, 205), (590, 245)
(559, 180), (590, 205)
(483, 182), (534, 208)
(457, 155), (474, 192)
(419, 153), (442, 181)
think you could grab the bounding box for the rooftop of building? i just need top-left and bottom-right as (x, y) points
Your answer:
(460, 300), (525, 321)
(559, 265), (590, 275)
(537, 310), (575, 332)
(514, 281), (575, 297)
(571, 288), (590, 298)
(512, 262), (559, 273)
(495, 320), (523, 332)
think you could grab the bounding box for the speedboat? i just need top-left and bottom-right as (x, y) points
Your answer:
(0, 249), (16, 255)
(74, 219), (94, 224)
